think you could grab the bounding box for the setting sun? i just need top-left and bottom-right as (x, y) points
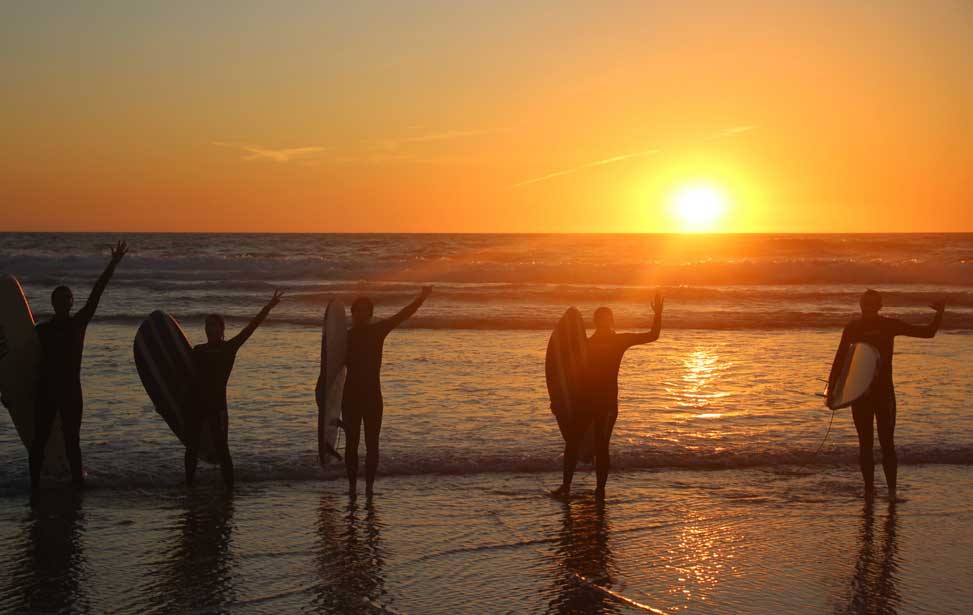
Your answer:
(1, 3), (971, 614)
(672, 184), (728, 232)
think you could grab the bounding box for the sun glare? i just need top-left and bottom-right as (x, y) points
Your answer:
(672, 184), (727, 232)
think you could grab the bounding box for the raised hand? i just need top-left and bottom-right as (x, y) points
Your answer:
(420, 285), (433, 298)
(651, 291), (664, 315)
(929, 300), (946, 313)
(110, 240), (128, 263)
(267, 289), (285, 310)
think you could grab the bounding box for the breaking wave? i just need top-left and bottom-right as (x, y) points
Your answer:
(1, 443), (970, 495)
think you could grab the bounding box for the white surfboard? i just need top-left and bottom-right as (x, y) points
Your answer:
(316, 300), (347, 467)
(826, 342), (881, 410)
(0, 275), (69, 477)
(546, 307), (595, 461)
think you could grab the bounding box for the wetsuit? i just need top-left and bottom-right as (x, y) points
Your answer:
(830, 315), (940, 491)
(563, 329), (658, 491)
(30, 262), (119, 486)
(185, 310), (270, 488)
(31, 312), (92, 485)
(185, 340), (238, 487)
(342, 295), (426, 489)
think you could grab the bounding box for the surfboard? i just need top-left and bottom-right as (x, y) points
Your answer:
(546, 307), (595, 461)
(317, 300), (347, 467)
(134, 310), (221, 464)
(0, 275), (69, 477)
(826, 342), (881, 410)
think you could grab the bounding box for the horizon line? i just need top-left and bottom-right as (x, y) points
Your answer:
(2, 230), (972, 236)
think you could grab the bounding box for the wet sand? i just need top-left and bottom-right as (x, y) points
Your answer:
(1, 465), (970, 614)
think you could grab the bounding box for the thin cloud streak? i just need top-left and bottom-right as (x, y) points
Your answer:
(213, 129), (480, 166)
(212, 142), (327, 163)
(512, 149), (660, 188)
(512, 124), (755, 187)
(707, 125), (757, 140)
(404, 130), (485, 143)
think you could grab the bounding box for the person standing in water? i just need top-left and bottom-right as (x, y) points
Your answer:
(829, 289), (945, 502)
(185, 290), (284, 489)
(29, 240), (128, 488)
(344, 286), (432, 498)
(552, 292), (664, 500)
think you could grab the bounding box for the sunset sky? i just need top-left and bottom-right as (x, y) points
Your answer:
(2, 1), (971, 233)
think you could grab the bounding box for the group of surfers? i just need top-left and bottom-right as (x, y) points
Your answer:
(5, 241), (946, 503)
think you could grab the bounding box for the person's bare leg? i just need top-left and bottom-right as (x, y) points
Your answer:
(876, 395), (897, 502)
(62, 402), (85, 487)
(220, 451), (234, 489)
(184, 447), (198, 486)
(211, 421), (234, 489)
(363, 401), (383, 497)
(29, 400), (57, 490)
(552, 438), (580, 498)
(594, 420), (610, 501)
(852, 403), (875, 499)
(343, 407), (362, 499)
(184, 415), (201, 486)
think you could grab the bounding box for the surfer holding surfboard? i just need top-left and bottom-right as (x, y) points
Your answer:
(29, 240), (129, 488)
(343, 286), (432, 498)
(829, 289), (945, 502)
(551, 291), (664, 500)
(184, 290), (284, 489)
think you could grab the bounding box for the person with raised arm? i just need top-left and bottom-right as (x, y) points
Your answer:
(185, 290), (284, 489)
(552, 291), (664, 500)
(343, 286), (432, 498)
(30, 240), (129, 488)
(829, 289), (945, 502)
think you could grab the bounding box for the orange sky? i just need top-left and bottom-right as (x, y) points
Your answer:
(2, 1), (971, 233)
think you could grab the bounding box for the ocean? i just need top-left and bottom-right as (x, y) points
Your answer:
(1, 233), (971, 614)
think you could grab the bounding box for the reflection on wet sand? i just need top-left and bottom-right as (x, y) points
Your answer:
(839, 501), (900, 615)
(548, 498), (621, 615)
(313, 495), (389, 614)
(148, 492), (236, 614)
(6, 491), (88, 614)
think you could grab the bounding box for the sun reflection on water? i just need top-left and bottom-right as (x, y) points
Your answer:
(667, 347), (732, 412)
(662, 512), (744, 610)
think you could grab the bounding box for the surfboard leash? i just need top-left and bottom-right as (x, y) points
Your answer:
(793, 407), (838, 473)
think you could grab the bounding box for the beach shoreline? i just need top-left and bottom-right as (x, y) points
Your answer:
(2, 465), (971, 614)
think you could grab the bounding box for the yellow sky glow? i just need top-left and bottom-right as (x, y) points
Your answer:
(1, 2), (971, 233)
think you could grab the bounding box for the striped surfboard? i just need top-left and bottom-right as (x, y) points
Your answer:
(0, 274), (70, 477)
(134, 311), (220, 464)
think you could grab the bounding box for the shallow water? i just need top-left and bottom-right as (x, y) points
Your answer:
(1, 467), (971, 614)
(0, 325), (970, 491)
(1, 233), (971, 613)
(3, 233), (972, 331)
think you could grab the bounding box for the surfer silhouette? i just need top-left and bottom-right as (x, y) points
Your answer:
(184, 290), (283, 488)
(552, 292), (664, 500)
(29, 240), (128, 488)
(343, 286), (432, 498)
(829, 289), (945, 502)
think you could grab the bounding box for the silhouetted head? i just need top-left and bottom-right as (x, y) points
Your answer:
(51, 286), (73, 317)
(205, 314), (226, 343)
(860, 289), (882, 317)
(593, 307), (614, 332)
(351, 297), (374, 327)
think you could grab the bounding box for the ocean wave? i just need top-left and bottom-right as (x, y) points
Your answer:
(4, 252), (973, 287)
(1, 444), (970, 495)
(82, 311), (973, 330)
(283, 286), (973, 307)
